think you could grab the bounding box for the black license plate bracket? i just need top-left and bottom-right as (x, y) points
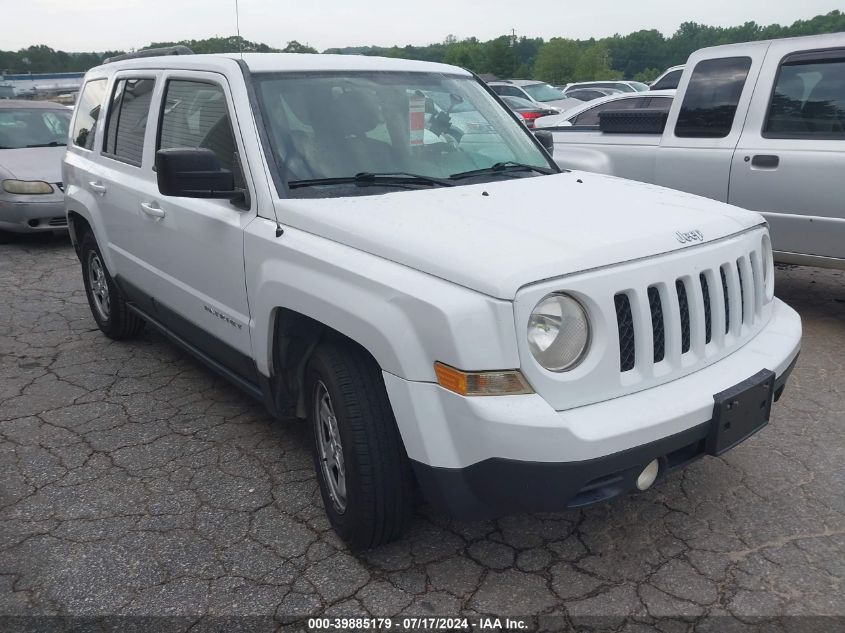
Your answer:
(707, 369), (775, 456)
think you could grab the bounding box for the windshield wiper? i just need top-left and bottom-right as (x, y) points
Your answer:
(26, 141), (67, 148)
(289, 172), (454, 189)
(449, 162), (555, 180)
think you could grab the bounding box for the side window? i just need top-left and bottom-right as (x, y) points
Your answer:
(158, 80), (236, 171)
(652, 69), (682, 91)
(72, 79), (107, 150)
(642, 97), (673, 111)
(574, 98), (644, 126)
(675, 57), (752, 138)
(103, 77), (155, 166)
(764, 51), (845, 139)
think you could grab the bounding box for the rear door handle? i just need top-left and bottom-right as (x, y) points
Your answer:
(750, 154), (779, 169)
(140, 201), (166, 218)
(89, 181), (107, 194)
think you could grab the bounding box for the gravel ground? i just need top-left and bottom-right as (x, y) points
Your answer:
(1, 234), (843, 631)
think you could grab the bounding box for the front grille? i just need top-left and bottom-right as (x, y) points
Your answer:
(614, 248), (764, 373)
(47, 217), (67, 227)
(648, 286), (665, 363)
(54, 182), (64, 192)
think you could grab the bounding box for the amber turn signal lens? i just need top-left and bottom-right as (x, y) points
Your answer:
(434, 362), (534, 397)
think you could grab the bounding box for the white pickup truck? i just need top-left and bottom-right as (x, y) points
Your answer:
(541, 33), (845, 270)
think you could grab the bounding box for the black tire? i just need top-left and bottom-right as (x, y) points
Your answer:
(79, 231), (145, 340)
(306, 340), (415, 549)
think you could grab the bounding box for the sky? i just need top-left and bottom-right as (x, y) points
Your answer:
(2, 0), (843, 52)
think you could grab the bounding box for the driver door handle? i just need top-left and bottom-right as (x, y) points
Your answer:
(89, 181), (107, 194)
(140, 201), (166, 218)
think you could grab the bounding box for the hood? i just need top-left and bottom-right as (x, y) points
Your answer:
(277, 172), (763, 299)
(0, 146), (66, 183)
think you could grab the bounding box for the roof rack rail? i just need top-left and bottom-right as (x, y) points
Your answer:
(104, 46), (194, 64)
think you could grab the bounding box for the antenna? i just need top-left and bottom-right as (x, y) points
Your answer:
(235, 0), (244, 59)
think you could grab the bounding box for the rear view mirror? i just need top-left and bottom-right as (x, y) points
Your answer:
(533, 129), (554, 156)
(155, 148), (236, 198)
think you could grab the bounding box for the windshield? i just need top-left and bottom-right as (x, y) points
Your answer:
(0, 109), (71, 149)
(254, 71), (554, 198)
(522, 83), (566, 102)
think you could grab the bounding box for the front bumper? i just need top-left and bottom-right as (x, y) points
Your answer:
(0, 198), (67, 233)
(383, 298), (801, 519)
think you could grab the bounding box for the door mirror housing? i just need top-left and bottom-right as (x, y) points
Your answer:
(533, 129), (554, 156)
(155, 148), (236, 198)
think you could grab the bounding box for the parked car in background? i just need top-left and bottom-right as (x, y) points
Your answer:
(499, 95), (558, 128)
(563, 80), (650, 93)
(64, 49), (800, 549)
(536, 90), (675, 128)
(488, 80), (581, 112)
(562, 87), (623, 102)
(0, 100), (73, 242)
(650, 65), (685, 90)
(542, 33), (845, 269)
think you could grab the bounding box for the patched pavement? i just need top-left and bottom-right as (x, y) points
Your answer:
(1, 235), (843, 628)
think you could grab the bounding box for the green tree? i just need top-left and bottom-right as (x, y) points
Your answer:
(533, 38), (580, 85)
(282, 40), (317, 54)
(574, 41), (621, 81)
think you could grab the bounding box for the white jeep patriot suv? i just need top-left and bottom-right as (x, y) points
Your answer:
(64, 49), (801, 548)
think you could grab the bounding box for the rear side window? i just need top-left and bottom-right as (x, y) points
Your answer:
(674, 57), (752, 138)
(574, 97), (646, 126)
(103, 78), (155, 166)
(652, 69), (683, 91)
(764, 51), (845, 139)
(72, 79), (107, 149)
(158, 80), (236, 171)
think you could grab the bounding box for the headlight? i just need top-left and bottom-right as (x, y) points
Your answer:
(761, 232), (774, 301)
(527, 293), (590, 372)
(2, 179), (54, 195)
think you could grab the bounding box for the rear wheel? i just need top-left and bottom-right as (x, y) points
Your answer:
(80, 231), (145, 340)
(306, 340), (415, 549)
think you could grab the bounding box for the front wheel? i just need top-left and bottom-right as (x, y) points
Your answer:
(306, 341), (415, 549)
(80, 231), (145, 340)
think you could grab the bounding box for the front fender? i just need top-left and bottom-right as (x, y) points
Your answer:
(244, 218), (520, 382)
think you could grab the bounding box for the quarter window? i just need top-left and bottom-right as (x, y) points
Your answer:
(72, 79), (107, 149)
(764, 51), (845, 139)
(158, 80), (236, 171)
(674, 57), (752, 138)
(103, 78), (155, 165)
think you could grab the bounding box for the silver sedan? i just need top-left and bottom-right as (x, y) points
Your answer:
(0, 100), (70, 242)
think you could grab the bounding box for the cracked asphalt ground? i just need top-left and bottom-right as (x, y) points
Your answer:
(1, 234), (843, 632)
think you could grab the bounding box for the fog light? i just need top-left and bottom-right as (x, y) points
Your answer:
(636, 459), (660, 491)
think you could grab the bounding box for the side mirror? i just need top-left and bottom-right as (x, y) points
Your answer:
(534, 129), (554, 156)
(155, 148), (235, 198)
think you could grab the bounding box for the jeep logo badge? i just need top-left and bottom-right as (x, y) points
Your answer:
(675, 229), (704, 244)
